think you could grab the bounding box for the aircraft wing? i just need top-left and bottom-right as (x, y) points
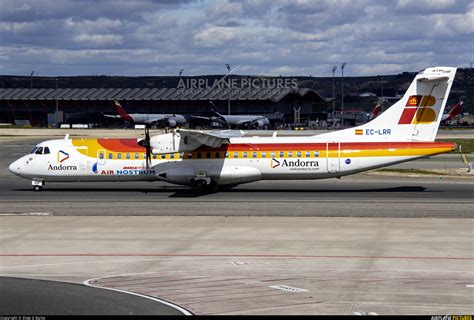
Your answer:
(235, 117), (267, 126)
(150, 129), (246, 154)
(177, 128), (246, 148)
(190, 115), (212, 121)
(101, 113), (121, 119)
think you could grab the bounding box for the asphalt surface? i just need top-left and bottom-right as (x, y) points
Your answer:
(0, 277), (187, 315)
(2, 216), (473, 315)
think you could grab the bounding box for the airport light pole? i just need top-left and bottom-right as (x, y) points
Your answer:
(55, 77), (59, 128)
(332, 66), (337, 128)
(30, 71), (35, 88)
(381, 77), (384, 112)
(341, 62), (346, 128)
(226, 64), (231, 115)
(179, 69), (183, 77)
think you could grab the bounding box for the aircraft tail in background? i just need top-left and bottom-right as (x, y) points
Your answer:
(114, 100), (134, 122)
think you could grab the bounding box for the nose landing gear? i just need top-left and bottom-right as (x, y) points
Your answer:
(32, 180), (44, 192)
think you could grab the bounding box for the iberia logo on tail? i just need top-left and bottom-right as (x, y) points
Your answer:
(398, 95), (437, 124)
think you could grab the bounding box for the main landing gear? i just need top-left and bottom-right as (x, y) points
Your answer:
(32, 180), (44, 191)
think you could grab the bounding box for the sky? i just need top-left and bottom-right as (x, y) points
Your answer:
(0, 0), (472, 77)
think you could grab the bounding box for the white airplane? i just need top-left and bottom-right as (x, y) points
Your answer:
(102, 100), (187, 127)
(9, 67), (457, 192)
(192, 102), (271, 129)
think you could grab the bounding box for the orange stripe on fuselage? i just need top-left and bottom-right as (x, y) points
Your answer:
(195, 142), (455, 152)
(72, 139), (455, 157)
(98, 138), (144, 152)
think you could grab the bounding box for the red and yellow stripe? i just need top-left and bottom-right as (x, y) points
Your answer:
(71, 139), (455, 160)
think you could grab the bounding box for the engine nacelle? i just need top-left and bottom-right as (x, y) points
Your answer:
(149, 132), (201, 154)
(167, 119), (177, 127)
(155, 165), (262, 186)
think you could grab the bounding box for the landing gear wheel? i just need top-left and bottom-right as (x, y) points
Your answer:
(33, 185), (42, 192)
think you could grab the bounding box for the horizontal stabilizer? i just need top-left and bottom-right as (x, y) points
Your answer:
(418, 76), (450, 82)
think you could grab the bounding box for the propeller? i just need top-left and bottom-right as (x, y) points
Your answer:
(138, 126), (152, 169)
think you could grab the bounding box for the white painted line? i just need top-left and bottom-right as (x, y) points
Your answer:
(353, 311), (378, 315)
(269, 285), (308, 292)
(84, 277), (193, 316)
(466, 284), (474, 288)
(0, 212), (52, 216)
(231, 261), (248, 266)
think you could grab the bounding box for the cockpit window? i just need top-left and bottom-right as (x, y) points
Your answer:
(30, 147), (38, 154)
(43, 147), (50, 154)
(35, 147), (43, 155)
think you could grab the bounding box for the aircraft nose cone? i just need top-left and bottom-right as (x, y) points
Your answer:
(8, 160), (20, 175)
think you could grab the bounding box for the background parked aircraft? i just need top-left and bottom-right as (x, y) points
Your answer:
(102, 100), (187, 127)
(192, 102), (275, 129)
(440, 100), (463, 124)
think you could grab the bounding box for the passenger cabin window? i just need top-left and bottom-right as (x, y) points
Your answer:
(126, 153), (130, 159)
(170, 153), (175, 159)
(243, 152), (248, 158)
(161, 154), (166, 159)
(262, 152), (267, 158)
(43, 147), (50, 154)
(216, 152), (220, 158)
(134, 153), (139, 159)
(314, 151), (319, 157)
(288, 151), (293, 157)
(206, 152), (211, 159)
(233, 152), (238, 158)
(252, 151), (257, 158)
(187, 153), (193, 158)
(297, 151), (302, 157)
(270, 151), (275, 158)
(99, 152), (105, 159)
(305, 151), (311, 157)
(179, 153), (183, 159)
(225, 152), (229, 158)
(117, 153), (122, 159)
(279, 151), (284, 157)
(153, 154), (157, 159)
(197, 153), (202, 159)
(35, 147), (43, 155)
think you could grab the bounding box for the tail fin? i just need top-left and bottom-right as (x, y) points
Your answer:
(114, 100), (134, 122)
(369, 103), (382, 120)
(209, 101), (222, 116)
(320, 67), (456, 142)
(447, 101), (462, 120)
(209, 101), (227, 125)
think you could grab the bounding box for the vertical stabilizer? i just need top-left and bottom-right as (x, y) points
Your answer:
(319, 67), (456, 142)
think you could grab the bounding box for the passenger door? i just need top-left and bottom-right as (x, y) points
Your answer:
(326, 141), (340, 173)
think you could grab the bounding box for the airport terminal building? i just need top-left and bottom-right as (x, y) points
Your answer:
(0, 85), (330, 128)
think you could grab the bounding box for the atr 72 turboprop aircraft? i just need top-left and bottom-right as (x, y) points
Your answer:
(9, 67), (456, 191)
